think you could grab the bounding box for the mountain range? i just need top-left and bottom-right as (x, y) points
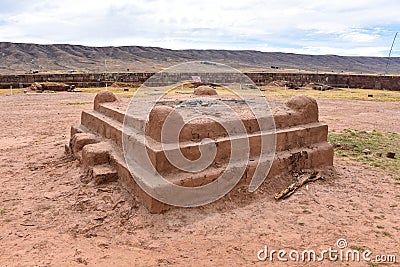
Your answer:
(1, 42), (399, 75)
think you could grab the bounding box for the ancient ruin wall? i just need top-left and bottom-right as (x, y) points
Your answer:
(1, 72), (400, 90)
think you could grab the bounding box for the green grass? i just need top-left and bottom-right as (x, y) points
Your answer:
(261, 86), (400, 102)
(382, 231), (391, 236)
(64, 101), (92, 106)
(328, 129), (400, 173)
(350, 245), (369, 252)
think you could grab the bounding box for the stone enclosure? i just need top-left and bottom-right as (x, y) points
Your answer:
(2, 72), (400, 90)
(66, 88), (333, 213)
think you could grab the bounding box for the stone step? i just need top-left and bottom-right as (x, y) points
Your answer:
(123, 120), (328, 173)
(146, 141), (333, 186)
(97, 102), (149, 131)
(70, 124), (89, 137)
(96, 103), (126, 123)
(91, 164), (118, 185)
(81, 141), (112, 169)
(81, 108), (328, 173)
(69, 92), (334, 214)
(69, 132), (99, 160)
(81, 110), (123, 146)
(107, 140), (333, 213)
(84, 105), (327, 149)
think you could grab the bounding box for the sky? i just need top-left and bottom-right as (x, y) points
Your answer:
(0, 0), (399, 56)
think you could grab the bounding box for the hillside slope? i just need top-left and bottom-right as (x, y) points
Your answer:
(0, 42), (399, 75)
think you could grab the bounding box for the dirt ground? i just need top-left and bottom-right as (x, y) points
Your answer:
(0, 92), (399, 266)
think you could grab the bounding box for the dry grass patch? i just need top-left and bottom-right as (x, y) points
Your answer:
(262, 86), (400, 102)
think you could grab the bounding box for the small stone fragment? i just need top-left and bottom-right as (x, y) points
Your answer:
(386, 152), (396, 159)
(362, 149), (371, 155)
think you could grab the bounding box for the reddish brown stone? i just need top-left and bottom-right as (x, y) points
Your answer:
(69, 91), (334, 213)
(94, 90), (117, 110)
(145, 105), (184, 143)
(194, 85), (218, 96)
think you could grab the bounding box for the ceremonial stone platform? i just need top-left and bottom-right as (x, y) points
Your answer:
(66, 89), (333, 213)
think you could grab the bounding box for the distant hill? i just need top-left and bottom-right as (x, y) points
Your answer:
(0, 42), (400, 75)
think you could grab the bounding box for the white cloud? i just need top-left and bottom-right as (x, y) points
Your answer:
(340, 30), (378, 43)
(0, 0), (399, 56)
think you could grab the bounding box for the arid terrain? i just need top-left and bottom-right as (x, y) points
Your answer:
(2, 42), (400, 74)
(0, 89), (399, 266)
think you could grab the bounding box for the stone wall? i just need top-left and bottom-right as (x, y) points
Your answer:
(0, 73), (153, 89)
(247, 73), (400, 90)
(1, 72), (400, 90)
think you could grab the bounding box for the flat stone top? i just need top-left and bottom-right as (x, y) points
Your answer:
(106, 94), (286, 115)
(101, 93), (319, 131)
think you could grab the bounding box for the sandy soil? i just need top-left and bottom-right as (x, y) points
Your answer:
(0, 92), (399, 266)
(318, 98), (400, 133)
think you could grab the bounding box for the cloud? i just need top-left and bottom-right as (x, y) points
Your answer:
(0, 0), (399, 56)
(340, 30), (378, 43)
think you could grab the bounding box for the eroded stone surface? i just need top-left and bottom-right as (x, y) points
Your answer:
(145, 105), (185, 143)
(194, 85), (218, 96)
(67, 90), (333, 213)
(94, 90), (117, 110)
(286, 95), (318, 122)
(70, 133), (98, 155)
